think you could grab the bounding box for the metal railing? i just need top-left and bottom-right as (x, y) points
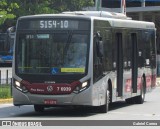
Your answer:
(0, 69), (12, 98)
(0, 70), (12, 85)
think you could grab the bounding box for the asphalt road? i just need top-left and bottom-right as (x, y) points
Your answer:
(0, 87), (160, 120)
(0, 87), (160, 129)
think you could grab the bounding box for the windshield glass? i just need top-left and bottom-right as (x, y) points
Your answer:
(16, 32), (89, 75)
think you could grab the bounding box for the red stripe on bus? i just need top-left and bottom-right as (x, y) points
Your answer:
(21, 80), (81, 95)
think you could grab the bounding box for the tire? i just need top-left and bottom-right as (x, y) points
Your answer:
(134, 78), (146, 104)
(34, 105), (45, 112)
(125, 78), (146, 104)
(99, 89), (110, 113)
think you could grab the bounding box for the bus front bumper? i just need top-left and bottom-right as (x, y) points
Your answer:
(12, 86), (93, 106)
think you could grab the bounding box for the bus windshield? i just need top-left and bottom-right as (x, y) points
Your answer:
(16, 32), (89, 75)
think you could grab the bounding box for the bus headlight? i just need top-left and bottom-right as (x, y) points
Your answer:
(73, 80), (90, 93)
(82, 81), (88, 88)
(14, 80), (28, 93)
(15, 81), (20, 87)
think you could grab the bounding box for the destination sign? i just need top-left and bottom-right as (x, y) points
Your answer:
(39, 20), (69, 29)
(30, 20), (79, 29)
(18, 19), (90, 30)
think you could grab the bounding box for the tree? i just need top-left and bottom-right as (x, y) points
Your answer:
(0, 0), (19, 26)
(0, 0), (19, 32)
(10, 0), (94, 17)
(0, 0), (94, 31)
(9, 0), (55, 17)
(50, 0), (94, 12)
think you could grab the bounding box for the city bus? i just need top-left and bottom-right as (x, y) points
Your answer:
(12, 11), (157, 113)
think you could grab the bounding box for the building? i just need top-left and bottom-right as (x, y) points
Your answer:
(86, 0), (160, 76)
(87, 0), (160, 52)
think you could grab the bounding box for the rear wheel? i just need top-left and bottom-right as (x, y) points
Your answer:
(125, 78), (146, 104)
(134, 78), (146, 104)
(34, 105), (45, 112)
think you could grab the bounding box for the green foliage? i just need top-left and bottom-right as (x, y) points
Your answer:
(0, 85), (12, 99)
(0, 0), (94, 29)
(50, 0), (94, 12)
(11, 0), (94, 17)
(0, 0), (19, 25)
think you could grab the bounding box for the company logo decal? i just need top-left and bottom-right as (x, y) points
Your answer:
(47, 86), (53, 92)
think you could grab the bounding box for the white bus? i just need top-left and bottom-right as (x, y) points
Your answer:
(12, 11), (157, 113)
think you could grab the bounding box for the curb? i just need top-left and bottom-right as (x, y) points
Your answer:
(0, 98), (13, 104)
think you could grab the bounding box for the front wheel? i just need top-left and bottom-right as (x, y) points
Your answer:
(99, 90), (110, 113)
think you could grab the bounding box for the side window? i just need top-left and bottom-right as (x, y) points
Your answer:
(112, 32), (117, 70)
(150, 31), (156, 68)
(137, 31), (145, 67)
(157, 34), (160, 54)
(103, 29), (112, 71)
(127, 33), (132, 68)
(123, 30), (128, 69)
(112, 32), (123, 71)
(116, 32), (123, 70)
(131, 33), (138, 68)
(145, 32), (151, 60)
(93, 30), (104, 82)
(144, 31), (156, 67)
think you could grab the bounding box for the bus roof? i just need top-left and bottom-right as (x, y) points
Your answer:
(95, 17), (155, 29)
(18, 11), (130, 20)
(18, 11), (155, 30)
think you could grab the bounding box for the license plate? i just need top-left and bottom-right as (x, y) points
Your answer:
(44, 99), (57, 105)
